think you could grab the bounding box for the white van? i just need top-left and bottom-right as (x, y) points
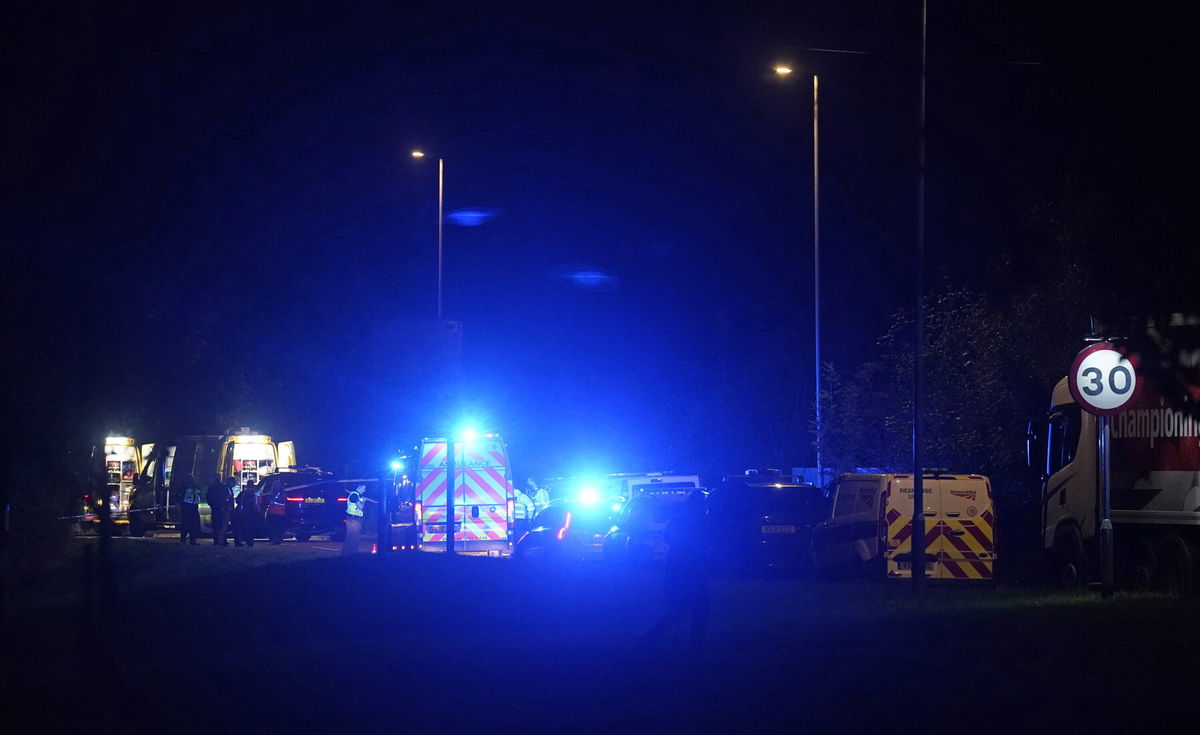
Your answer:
(811, 472), (996, 580)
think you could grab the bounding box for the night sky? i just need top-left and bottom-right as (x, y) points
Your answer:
(7, 1), (1199, 480)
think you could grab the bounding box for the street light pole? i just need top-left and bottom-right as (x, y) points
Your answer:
(437, 157), (444, 320)
(812, 73), (822, 491)
(412, 149), (445, 320)
(773, 64), (823, 489)
(912, 0), (928, 595)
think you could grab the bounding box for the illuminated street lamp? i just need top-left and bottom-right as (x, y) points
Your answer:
(773, 62), (823, 490)
(411, 149), (444, 319)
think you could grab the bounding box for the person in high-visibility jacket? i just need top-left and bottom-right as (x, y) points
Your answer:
(513, 486), (535, 538)
(342, 484), (366, 555)
(528, 478), (550, 514)
(179, 476), (202, 545)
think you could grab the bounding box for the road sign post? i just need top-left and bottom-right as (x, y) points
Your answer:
(1068, 342), (1141, 598)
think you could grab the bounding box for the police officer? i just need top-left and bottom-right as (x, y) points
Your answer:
(234, 480), (259, 547)
(206, 477), (233, 546)
(342, 483), (366, 555)
(179, 475), (202, 545)
(513, 486), (534, 537)
(528, 478), (550, 514)
(642, 490), (711, 649)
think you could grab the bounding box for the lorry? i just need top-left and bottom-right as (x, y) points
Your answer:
(811, 472), (996, 580)
(1031, 328), (1200, 593)
(127, 429), (296, 536)
(415, 433), (515, 556)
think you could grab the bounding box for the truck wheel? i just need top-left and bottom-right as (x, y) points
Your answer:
(1156, 537), (1192, 596)
(1122, 539), (1155, 590)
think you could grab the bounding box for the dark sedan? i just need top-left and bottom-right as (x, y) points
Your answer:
(514, 501), (616, 561)
(603, 489), (694, 563)
(264, 478), (375, 543)
(706, 477), (828, 574)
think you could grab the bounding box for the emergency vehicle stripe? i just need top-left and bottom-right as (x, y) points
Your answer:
(462, 470), (506, 505)
(942, 519), (992, 556)
(981, 509), (995, 526)
(938, 528), (993, 578)
(488, 450), (507, 467)
(422, 443), (446, 467)
(959, 520), (993, 550)
(942, 528), (976, 555)
(890, 522), (941, 548)
(462, 448), (483, 464)
(942, 560), (969, 579)
(419, 472), (447, 506)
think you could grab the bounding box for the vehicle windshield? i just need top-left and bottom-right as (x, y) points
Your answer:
(634, 494), (690, 523)
(569, 508), (616, 533)
(534, 504), (613, 533)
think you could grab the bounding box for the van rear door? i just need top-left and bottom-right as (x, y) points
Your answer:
(932, 476), (995, 580)
(277, 441), (296, 469)
(885, 476), (939, 578)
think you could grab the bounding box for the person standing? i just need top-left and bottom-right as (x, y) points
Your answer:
(512, 486), (534, 538)
(342, 483), (366, 555)
(234, 481), (259, 547)
(206, 477), (232, 546)
(179, 475), (201, 545)
(528, 478), (550, 514)
(642, 490), (711, 649)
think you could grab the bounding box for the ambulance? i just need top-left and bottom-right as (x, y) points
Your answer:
(80, 437), (149, 528)
(415, 433), (515, 556)
(127, 429), (295, 536)
(811, 472), (996, 581)
(103, 437), (143, 508)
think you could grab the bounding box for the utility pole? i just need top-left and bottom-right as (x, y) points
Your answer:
(911, 0), (928, 594)
(813, 73), (823, 491)
(445, 437), (455, 555)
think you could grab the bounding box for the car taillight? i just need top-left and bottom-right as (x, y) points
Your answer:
(556, 511), (572, 541)
(285, 496), (304, 502)
(336, 497), (348, 502)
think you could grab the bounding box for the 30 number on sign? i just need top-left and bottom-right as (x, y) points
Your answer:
(1068, 343), (1141, 415)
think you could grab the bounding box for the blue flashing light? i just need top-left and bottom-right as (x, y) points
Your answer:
(579, 486), (600, 505)
(611, 503), (622, 512)
(553, 264), (619, 291)
(390, 460), (403, 472)
(460, 427), (479, 442)
(447, 208), (496, 227)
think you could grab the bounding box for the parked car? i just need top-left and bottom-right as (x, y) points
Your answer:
(514, 501), (616, 561)
(263, 476), (375, 543)
(603, 489), (695, 563)
(706, 474), (828, 573)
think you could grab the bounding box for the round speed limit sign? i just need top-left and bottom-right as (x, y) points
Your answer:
(1068, 342), (1142, 415)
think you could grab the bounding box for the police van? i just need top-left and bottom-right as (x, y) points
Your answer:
(811, 472), (996, 580)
